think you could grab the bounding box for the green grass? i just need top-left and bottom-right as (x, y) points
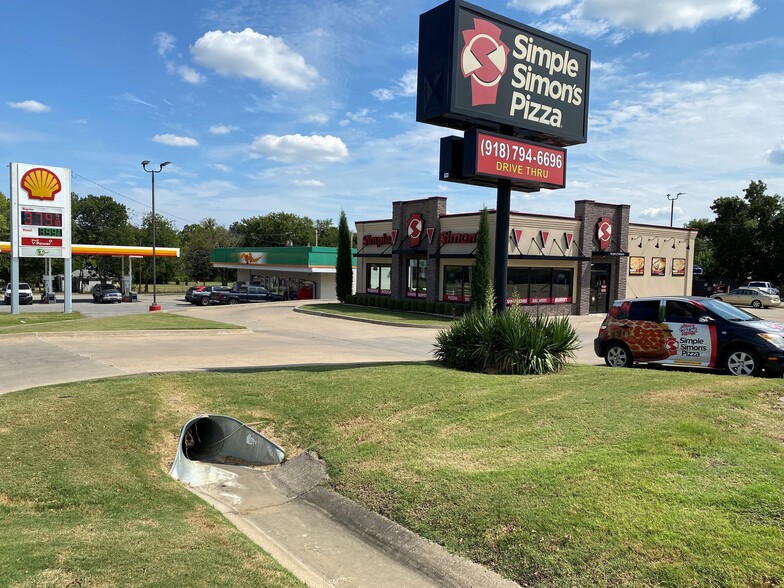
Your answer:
(0, 312), (243, 334)
(299, 303), (455, 326)
(1, 364), (782, 587)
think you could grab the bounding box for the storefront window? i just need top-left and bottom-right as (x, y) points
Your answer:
(443, 266), (471, 303)
(407, 258), (427, 298)
(552, 270), (572, 304)
(507, 268), (530, 303)
(366, 263), (391, 295)
(505, 267), (573, 305)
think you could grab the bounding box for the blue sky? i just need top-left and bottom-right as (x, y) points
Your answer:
(2, 0), (783, 235)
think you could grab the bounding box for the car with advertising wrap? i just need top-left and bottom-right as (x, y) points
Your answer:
(594, 296), (784, 376)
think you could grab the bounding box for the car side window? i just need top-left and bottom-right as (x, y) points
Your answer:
(628, 300), (661, 321)
(665, 300), (702, 323)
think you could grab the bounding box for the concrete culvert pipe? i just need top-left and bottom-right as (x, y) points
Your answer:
(169, 415), (285, 486)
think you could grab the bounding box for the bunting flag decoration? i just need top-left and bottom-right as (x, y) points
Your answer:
(513, 228), (523, 245)
(426, 228), (435, 244)
(565, 232), (574, 248)
(540, 230), (549, 246)
(391, 230), (398, 243)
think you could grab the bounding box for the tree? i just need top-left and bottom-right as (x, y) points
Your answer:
(703, 180), (784, 284)
(71, 193), (135, 283)
(139, 212), (181, 284)
(470, 207), (494, 313)
(335, 210), (352, 303)
(684, 218), (716, 277)
(180, 218), (240, 284)
(0, 191), (9, 282)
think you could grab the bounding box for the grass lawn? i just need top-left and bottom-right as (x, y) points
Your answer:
(1, 364), (782, 587)
(298, 302), (455, 327)
(0, 312), (243, 334)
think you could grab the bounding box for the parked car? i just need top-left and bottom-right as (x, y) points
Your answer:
(745, 281), (779, 295)
(96, 288), (123, 303)
(190, 285), (230, 306)
(184, 285), (207, 302)
(594, 296), (784, 376)
(92, 283), (120, 303)
(710, 287), (780, 309)
(4, 282), (34, 305)
(210, 285), (286, 305)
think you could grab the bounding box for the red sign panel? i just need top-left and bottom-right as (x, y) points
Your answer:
(471, 131), (566, 188)
(22, 237), (62, 247)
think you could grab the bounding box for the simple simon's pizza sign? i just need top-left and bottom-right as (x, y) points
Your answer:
(10, 163), (72, 259)
(417, 0), (590, 147)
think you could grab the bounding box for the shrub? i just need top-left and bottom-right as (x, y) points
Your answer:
(426, 301), (436, 314)
(433, 307), (580, 375)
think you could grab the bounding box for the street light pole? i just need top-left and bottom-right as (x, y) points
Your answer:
(141, 160), (171, 311)
(667, 192), (686, 227)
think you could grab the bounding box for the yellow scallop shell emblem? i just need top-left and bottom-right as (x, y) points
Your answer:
(21, 167), (62, 200)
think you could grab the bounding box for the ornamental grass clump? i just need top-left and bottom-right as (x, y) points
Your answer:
(433, 305), (580, 375)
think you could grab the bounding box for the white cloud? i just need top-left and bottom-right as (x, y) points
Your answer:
(209, 124), (237, 135)
(303, 113), (329, 125)
(534, 0), (758, 38)
(372, 68), (418, 101)
(507, 0), (573, 12)
(292, 179), (325, 188)
(249, 134), (349, 163)
(178, 65), (205, 84)
(154, 32), (176, 57)
(192, 28), (319, 90)
(153, 134), (200, 147)
(767, 140), (784, 165)
(7, 100), (51, 113)
(211, 163), (232, 172)
(339, 108), (375, 127)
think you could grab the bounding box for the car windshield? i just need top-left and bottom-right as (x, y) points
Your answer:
(700, 298), (758, 321)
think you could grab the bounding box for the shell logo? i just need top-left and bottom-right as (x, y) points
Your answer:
(21, 167), (62, 201)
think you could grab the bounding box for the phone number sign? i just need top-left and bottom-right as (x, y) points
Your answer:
(465, 130), (566, 189)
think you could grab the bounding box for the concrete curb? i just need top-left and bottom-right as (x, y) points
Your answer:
(293, 305), (450, 329)
(0, 328), (251, 340)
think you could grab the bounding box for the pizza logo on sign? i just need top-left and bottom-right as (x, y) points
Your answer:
(461, 18), (509, 106)
(21, 168), (61, 201)
(407, 213), (424, 248)
(596, 217), (612, 250)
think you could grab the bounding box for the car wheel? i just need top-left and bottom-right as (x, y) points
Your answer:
(725, 347), (761, 377)
(199, 297), (210, 306)
(751, 299), (762, 309)
(228, 298), (238, 305)
(604, 342), (633, 368)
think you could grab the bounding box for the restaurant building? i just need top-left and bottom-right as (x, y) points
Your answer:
(355, 197), (697, 315)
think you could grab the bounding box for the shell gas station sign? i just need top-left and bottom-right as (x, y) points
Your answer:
(10, 162), (72, 259)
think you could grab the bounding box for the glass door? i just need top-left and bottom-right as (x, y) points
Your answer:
(590, 263), (611, 314)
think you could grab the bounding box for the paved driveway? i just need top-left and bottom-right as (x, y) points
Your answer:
(3, 295), (783, 395)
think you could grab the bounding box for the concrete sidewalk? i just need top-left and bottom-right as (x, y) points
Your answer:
(191, 453), (518, 588)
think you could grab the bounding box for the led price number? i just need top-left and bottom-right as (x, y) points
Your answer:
(38, 228), (63, 237)
(21, 211), (63, 227)
(479, 138), (563, 169)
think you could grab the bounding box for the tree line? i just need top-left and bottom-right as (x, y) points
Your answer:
(687, 180), (784, 286)
(0, 191), (343, 288)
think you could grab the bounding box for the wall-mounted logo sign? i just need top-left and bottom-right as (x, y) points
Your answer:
(460, 18), (509, 106)
(596, 217), (612, 250)
(407, 213), (424, 247)
(362, 233), (393, 247)
(440, 231), (477, 245)
(21, 168), (62, 201)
